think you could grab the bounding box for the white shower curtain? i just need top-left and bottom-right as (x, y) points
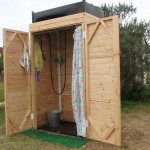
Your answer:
(72, 26), (86, 137)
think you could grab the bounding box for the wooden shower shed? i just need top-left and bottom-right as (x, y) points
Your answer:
(3, 1), (121, 147)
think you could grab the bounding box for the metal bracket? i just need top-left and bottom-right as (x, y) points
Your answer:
(83, 31), (87, 38)
(85, 120), (88, 128)
(30, 113), (34, 120)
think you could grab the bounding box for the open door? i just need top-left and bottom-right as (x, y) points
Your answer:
(85, 16), (121, 146)
(3, 29), (32, 136)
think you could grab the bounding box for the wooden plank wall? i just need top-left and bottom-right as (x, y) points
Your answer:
(35, 29), (74, 127)
(60, 29), (74, 122)
(35, 33), (56, 126)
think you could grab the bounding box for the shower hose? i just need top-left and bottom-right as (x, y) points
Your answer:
(48, 30), (67, 95)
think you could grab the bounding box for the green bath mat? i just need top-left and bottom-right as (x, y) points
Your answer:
(21, 129), (87, 148)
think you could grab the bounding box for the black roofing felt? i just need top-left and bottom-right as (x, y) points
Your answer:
(32, 1), (104, 23)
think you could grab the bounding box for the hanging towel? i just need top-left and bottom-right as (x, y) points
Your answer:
(72, 26), (86, 137)
(20, 43), (29, 72)
(35, 41), (44, 72)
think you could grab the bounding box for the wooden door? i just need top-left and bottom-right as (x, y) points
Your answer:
(85, 16), (121, 146)
(3, 29), (32, 136)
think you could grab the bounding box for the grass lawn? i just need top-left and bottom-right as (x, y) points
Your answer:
(0, 82), (150, 150)
(122, 100), (150, 115)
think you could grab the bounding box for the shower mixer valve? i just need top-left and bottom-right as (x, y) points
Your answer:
(54, 56), (64, 64)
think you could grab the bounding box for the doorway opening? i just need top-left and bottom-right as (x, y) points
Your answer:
(33, 25), (85, 137)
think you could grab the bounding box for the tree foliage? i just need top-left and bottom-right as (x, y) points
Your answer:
(101, 3), (150, 100)
(0, 55), (3, 74)
(102, 3), (136, 25)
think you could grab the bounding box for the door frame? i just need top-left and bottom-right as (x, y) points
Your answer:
(30, 22), (85, 129)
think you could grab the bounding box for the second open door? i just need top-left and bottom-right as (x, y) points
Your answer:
(3, 29), (32, 136)
(85, 16), (121, 146)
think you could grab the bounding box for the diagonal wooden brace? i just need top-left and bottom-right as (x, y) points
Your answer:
(19, 110), (30, 130)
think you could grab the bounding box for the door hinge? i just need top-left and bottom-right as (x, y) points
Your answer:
(30, 113), (34, 120)
(83, 31), (86, 38)
(85, 120), (88, 128)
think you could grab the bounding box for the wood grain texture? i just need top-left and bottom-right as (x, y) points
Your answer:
(35, 29), (75, 127)
(85, 16), (121, 146)
(3, 29), (32, 136)
(30, 13), (84, 33)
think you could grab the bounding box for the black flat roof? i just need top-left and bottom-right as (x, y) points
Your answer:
(32, 1), (104, 23)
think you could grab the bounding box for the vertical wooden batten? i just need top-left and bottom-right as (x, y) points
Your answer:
(30, 33), (37, 129)
(3, 28), (8, 135)
(112, 16), (121, 146)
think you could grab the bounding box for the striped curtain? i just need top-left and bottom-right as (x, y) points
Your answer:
(72, 26), (86, 137)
